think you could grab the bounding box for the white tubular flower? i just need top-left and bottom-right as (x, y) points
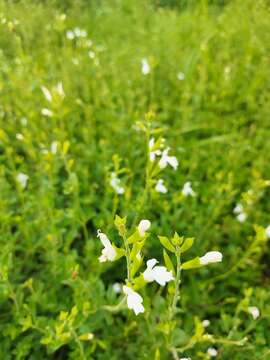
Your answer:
(207, 348), (218, 357)
(199, 251), (223, 265)
(112, 282), (122, 294)
(66, 30), (75, 40)
(141, 58), (150, 75)
(110, 172), (124, 195)
(138, 219), (151, 237)
(159, 148), (178, 170)
(233, 203), (243, 214)
(55, 82), (65, 98)
(41, 108), (53, 117)
(236, 212), (247, 223)
(51, 141), (58, 154)
(143, 258), (174, 286)
(123, 286), (144, 315)
(149, 137), (162, 162)
(97, 230), (116, 263)
(182, 181), (196, 197)
(202, 319), (210, 328)
(265, 225), (270, 239)
(41, 86), (52, 102)
(248, 306), (260, 320)
(16, 173), (29, 189)
(155, 179), (168, 194)
(177, 72), (185, 81)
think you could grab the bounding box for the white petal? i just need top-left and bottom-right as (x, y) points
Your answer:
(207, 347), (218, 357)
(155, 179), (168, 193)
(200, 251), (223, 265)
(248, 306), (260, 320)
(41, 86), (52, 102)
(138, 219), (151, 237)
(152, 266), (174, 286)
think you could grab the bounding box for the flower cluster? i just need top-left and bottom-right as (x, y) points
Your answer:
(233, 203), (247, 223)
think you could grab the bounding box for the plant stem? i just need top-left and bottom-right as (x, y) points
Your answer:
(169, 252), (181, 320)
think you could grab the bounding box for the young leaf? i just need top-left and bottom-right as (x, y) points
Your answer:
(180, 237), (194, 253)
(163, 249), (175, 276)
(158, 236), (175, 252)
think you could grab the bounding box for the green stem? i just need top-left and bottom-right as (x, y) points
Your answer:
(169, 252), (181, 320)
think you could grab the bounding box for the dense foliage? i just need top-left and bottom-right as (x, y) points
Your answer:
(0, 0), (270, 358)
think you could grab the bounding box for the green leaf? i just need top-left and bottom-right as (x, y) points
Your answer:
(158, 236), (175, 252)
(127, 230), (141, 244)
(180, 237), (194, 253)
(181, 257), (201, 270)
(114, 215), (127, 237)
(163, 249), (175, 276)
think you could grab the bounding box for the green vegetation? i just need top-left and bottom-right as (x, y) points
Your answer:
(0, 0), (270, 358)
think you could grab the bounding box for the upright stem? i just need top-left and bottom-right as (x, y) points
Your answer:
(123, 234), (131, 282)
(170, 252), (181, 320)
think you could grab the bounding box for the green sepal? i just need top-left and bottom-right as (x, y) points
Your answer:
(158, 236), (175, 252)
(181, 257), (201, 270)
(180, 237), (194, 253)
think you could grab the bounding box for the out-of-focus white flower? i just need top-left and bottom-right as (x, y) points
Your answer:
(200, 251), (223, 265)
(16, 173), (29, 189)
(141, 58), (150, 75)
(88, 51), (96, 58)
(236, 212), (247, 223)
(20, 117), (28, 126)
(74, 27), (87, 37)
(207, 347), (218, 357)
(123, 286), (144, 315)
(155, 179), (168, 193)
(180, 358), (191, 360)
(66, 30), (75, 40)
(177, 72), (185, 80)
(138, 220), (151, 237)
(149, 137), (162, 162)
(41, 108), (53, 117)
(112, 282), (122, 294)
(248, 306), (260, 320)
(16, 133), (24, 140)
(110, 172), (124, 195)
(233, 203), (247, 222)
(143, 258), (174, 286)
(202, 319), (210, 328)
(265, 225), (270, 238)
(182, 181), (196, 197)
(41, 86), (52, 102)
(233, 203), (244, 214)
(159, 148), (178, 170)
(97, 230), (116, 263)
(51, 141), (58, 154)
(55, 82), (65, 98)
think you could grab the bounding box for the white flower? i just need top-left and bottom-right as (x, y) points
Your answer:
(138, 219), (151, 237)
(177, 72), (185, 80)
(199, 251), (223, 265)
(149, 137), (162, 162)
(88, 51), (96, 58)
(110, 172), (124, 195)
(233, 203), (244, 214)
(248, 306), (260, 320)
(41, 108), (53, 117)
(51, 141), (58, 154)
(202, 319), (210, 327)
(16, 133), (24, 140)
(143, 258), (174, 286)
(123, 286), (144, 315)
(97, 230), (116, 262)
(236, 212), (247, 223)
(180, 358), (191, 360)
(182, 181), (196, 197)
(41, 86), (52, 102)
(55, 82), (65, 98)
(155, 179), (168, 193)
(20, 117), (28, 126)
(159, 148), (178, 170)
(112, 282), (122, 294)
(207, 347), (218, 357)
(141, 58), (150, 75)
(265, 225), (270, 238)
(16, 173), (29, 189)
(66, 30), (75, 40)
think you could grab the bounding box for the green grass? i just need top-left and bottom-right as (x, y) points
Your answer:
(0, 0), (270, 359)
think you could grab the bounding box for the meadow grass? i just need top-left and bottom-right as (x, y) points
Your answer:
(0, 0), (270, 358)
